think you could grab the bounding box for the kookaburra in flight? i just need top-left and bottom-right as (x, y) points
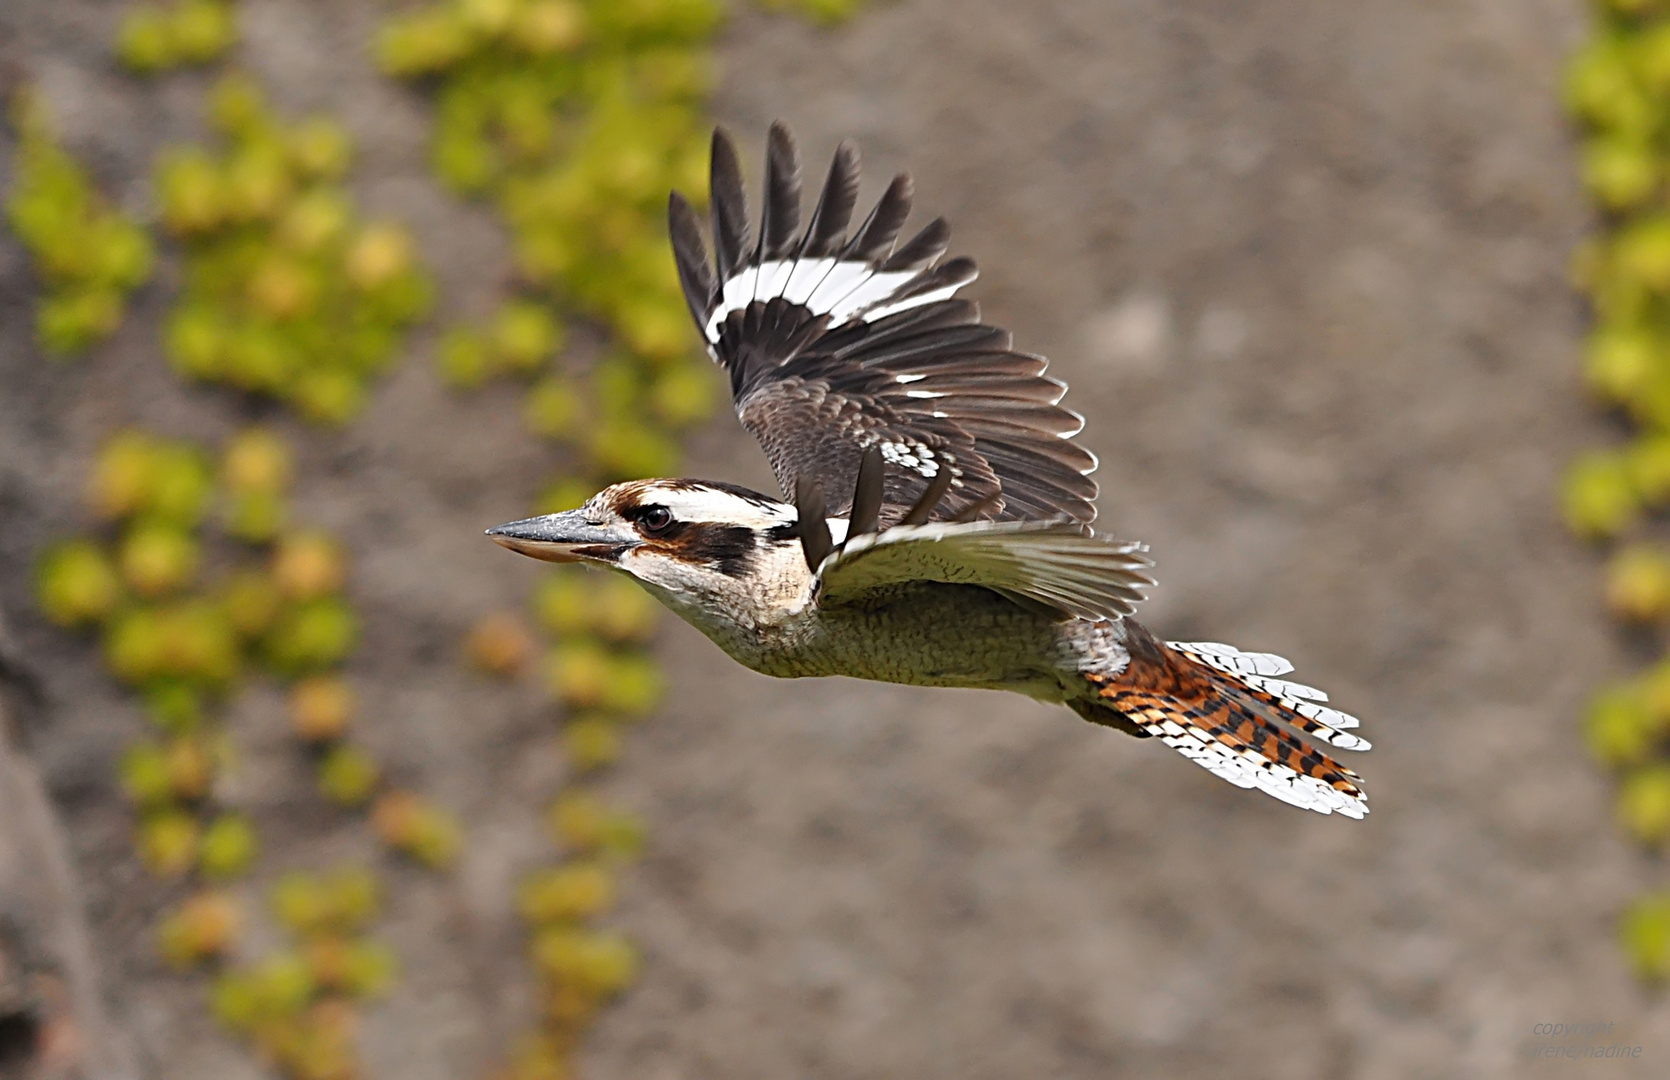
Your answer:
(489, 124), (1370, 817)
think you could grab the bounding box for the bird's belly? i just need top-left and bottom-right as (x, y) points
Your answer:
(726, 586), (1084, 698)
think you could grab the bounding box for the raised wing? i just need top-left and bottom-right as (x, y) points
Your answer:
(815, 518), (1153, 621)
(669, 123), (1099, 530)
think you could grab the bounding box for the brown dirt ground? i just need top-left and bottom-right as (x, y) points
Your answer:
(3, 1), (1667, 1078)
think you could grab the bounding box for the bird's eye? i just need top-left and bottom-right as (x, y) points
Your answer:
(640, 506), (675, 535)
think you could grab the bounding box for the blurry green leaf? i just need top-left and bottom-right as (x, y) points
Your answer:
(1563, 451), (1640, 540)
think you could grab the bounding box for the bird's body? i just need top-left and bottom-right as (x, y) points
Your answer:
(640, 527), (1120, 698)
(490, 124), (1373, 818)
(662, 572), (1092, 692)
(740, 582), (1117, 695)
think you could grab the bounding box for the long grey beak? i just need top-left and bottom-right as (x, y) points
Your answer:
(485, 511), (639, 564)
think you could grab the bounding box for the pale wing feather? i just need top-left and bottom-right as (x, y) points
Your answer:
(816, 519), (1153, 620)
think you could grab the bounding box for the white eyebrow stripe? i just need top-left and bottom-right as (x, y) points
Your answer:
(617, 482), (797, 528)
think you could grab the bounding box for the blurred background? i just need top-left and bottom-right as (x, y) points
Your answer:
(1, 1), (1662, 1079)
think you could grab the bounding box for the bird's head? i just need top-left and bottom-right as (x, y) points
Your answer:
(487, 479), (817, 622)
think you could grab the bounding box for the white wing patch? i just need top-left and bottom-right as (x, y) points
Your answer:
(817, 519), (1152, 621)
(1169, 640), (1371, 751)
(703, 256), (975, 344)
(879, 440), (941, 477)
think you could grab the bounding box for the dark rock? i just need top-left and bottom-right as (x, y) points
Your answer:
(0, 618), (133, 1080)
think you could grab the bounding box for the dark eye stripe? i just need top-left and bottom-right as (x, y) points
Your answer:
(617, 498), (766, 577)
(677, 524), (758, 576)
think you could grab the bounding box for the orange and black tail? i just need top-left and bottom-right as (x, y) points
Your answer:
(1082, 622), (1371, 817)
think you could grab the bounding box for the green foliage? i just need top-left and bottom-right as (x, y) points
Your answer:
(201, 870), (398, 1077)
(211, 953), (316, 1031)
(137, 808), (201, 875)
(531, 926), (639, 997)
(316, 743), (381, 806)
(518, 862), (616, 922)
(1620, 762), (1670, 844)
(33, 424), (463, 1070)
(62, 429), (372, 697)
(1565, 7), (1670, 983)
(1587, 679), (1667, 767)
(756, 0), (871, 25)
(156, 75), (433, 423)
(5, 91), (154, 355)
(116, 1), (238, 72)
(1564, 451), (1641, 539)
(381, 0), (729, 473)
(36, 540), (124, 627)
(548, 789), (646, 857)
(158, 890), (241, 967)
(272, 868), (382, 937)
(200, 813), (260, 880)
(1607, 543), (1670, 620)
(23, 18), (498, 1072)
(370, 791), (464, 867)
(1622, 892), (1670, 980)
(212, 961), (362, 1079)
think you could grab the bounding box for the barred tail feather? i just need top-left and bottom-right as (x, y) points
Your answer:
(1169, 641), (1371, 750)
(1086, 625), (1370, 818)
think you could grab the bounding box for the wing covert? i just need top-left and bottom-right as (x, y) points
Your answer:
(815, 519), (1153, 622)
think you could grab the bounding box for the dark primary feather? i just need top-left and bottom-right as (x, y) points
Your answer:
(849, 446), (885, 540)
(881, 217), (951, 273)
(899, 467), (955, 526)
(757, 123), (803, 263)
(794, 476), (834, 572)
(709, 129), (751, 279)
(846, 173), (914, 264)
(667, 123), (1100, 529)
(801, 141), (862, 258)
(669, 192), (715, 331)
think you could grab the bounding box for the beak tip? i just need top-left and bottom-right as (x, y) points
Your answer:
(485, 521), (537, 553)
(485, 515), (589, 563)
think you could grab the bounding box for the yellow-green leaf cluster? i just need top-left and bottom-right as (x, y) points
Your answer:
(370, 790), (464, 867)
(755, 0), (872, 27)
(1622, 891), (1670, 980)
(116, 1), (238, 73)
(1567, 7), (1670, 984)
(383, 0), (725, 481)
(32, 427), (433, 941)
(5, 90), (154, 355)
(209, 871), (399, 1078)
(158, 74), (433, 423)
